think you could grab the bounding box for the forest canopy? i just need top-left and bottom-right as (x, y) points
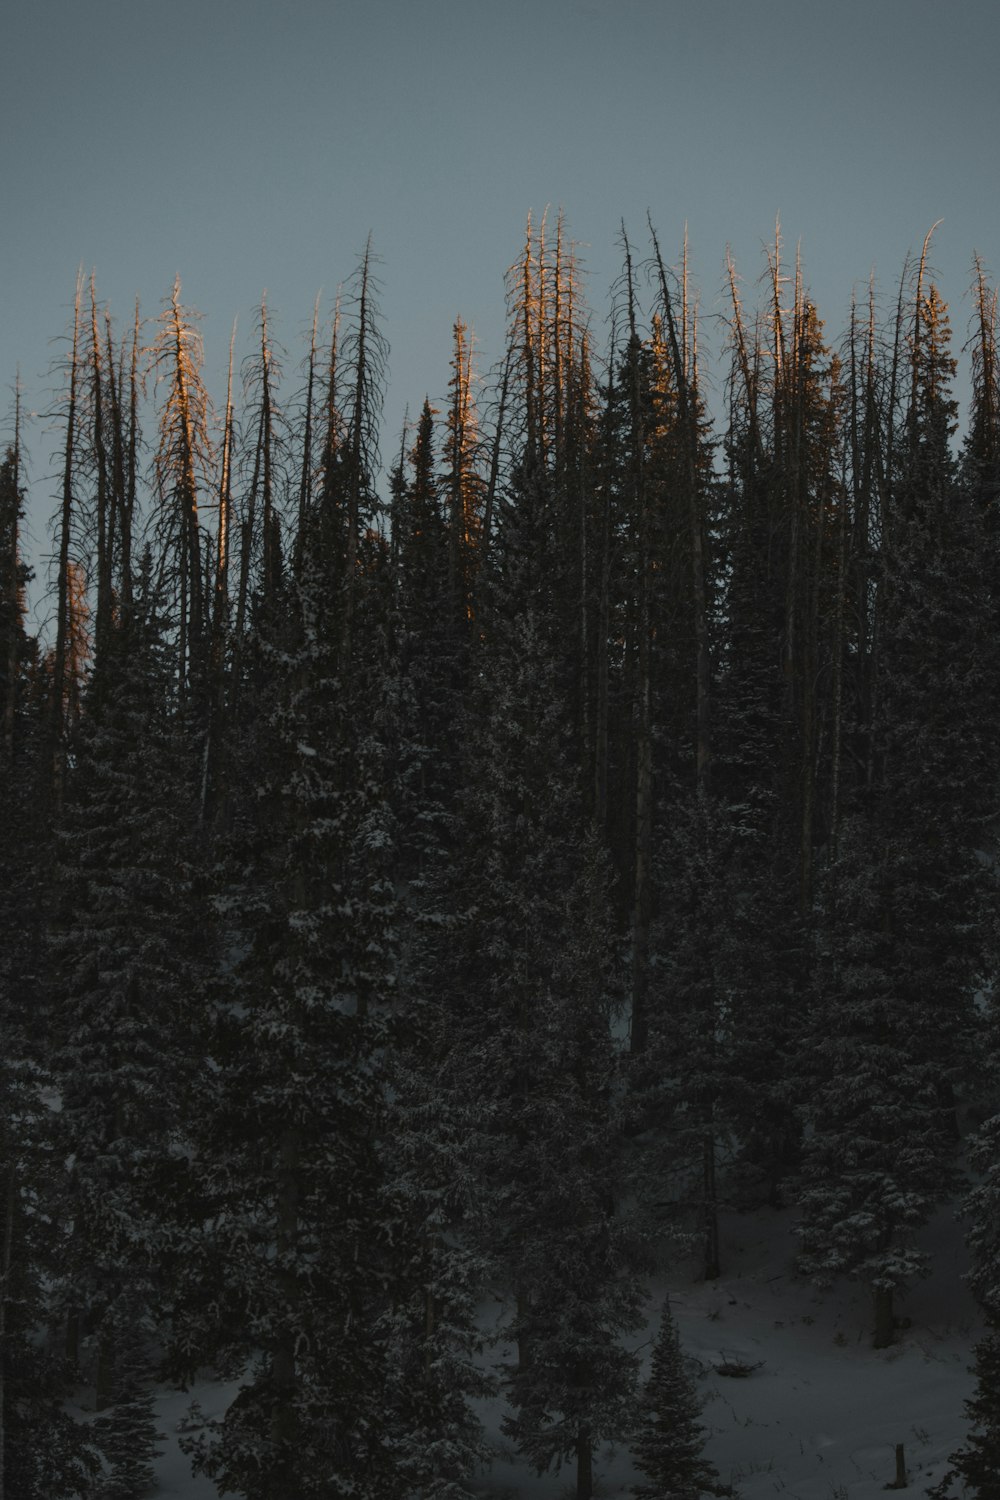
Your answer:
(2, 217), (999, 1499)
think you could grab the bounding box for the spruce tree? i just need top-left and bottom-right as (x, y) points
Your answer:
(49, 567), (201, 1402)
(797, 276), (992, 1345)
(92, 1306), (163, 1500)
(185, 534), (400, 1500)
(0, 1031), (101, 1499)
(180, 254), (425, 1500)
(444, 460), (641, 1500)
(631, 1297), (720, 1500)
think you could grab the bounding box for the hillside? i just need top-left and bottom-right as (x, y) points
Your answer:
(130, 1200), (981, 1499)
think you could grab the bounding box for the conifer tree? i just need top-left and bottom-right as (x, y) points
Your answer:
(797, 265), (992, 1345)
(442, 319), (486, 628)
(185, 535), (401, 1500)
(49, 274), (86, 807)
(376, 1042), (495, 1498)
(92, 1305), (163, 1500)
(179, 251), (425, 1500)
(443, 454), (641, 1500)
(0, 999), (100, 1497)
(49, 563), (201, 1402)
(148, 277), (215, 705)
(0, 442), (30, 771)
(631, 1297), (721, 1500)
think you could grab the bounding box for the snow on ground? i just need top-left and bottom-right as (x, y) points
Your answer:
(145, 1202), (981, 1498)
(666, 1202), (981, 1500)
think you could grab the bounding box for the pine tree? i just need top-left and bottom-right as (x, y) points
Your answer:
(92, 1306), (163, 1500)
(49, 566), (201, 1402)
(443, 457), (641, 1500)
(148, 277), (215, 705)
(797, 270), (992, 1345)
(631, 1297), (720, 1500)
(185, 544), (401, 1499)
(376, 1042), (495, 1498)
(180, 252), (422, 1500)
(0, 442), (31, 770)
(0, 1005), (101, 1498)
(796, 813), (953, 1346)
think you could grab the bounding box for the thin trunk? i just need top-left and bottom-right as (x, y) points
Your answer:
(342, 241), (374, 664)
(726, 252), (765, 470)
(271, 1127), (300, 1484)
(202, 326), (236, 827)
(423, 1227), (436, 1378)
(553, 215), (565, 479)
(648, 220), (712, 794)
(703, 1129), (720, 1280)
(51, 273), (83, 807)
(120, 301), (140, 615)
(481, 347), (512, 559)
(575, 1425), (593, 1500)
(235, 406), (265, 646)
(95, 1333), (114, 1412)
(0, 1162), (15, 1500)
(89, 277), (113, 658)
(447, 319), (470, 619)
(536, 209), (548, 472)
(622, 228), (652, 1057)
(259, 297), (276, 599)
(3, 398), (21, 766)
(594, 460), (610, 826)
(104, 311), (126, 614)
(829, 428), (848, 860)
(515, 1284), (532, 1374)
(295, 299), (319, 571)
(873, 1285), (895, 1349)
(577, 348), (592, 803)
(521, 214), (538, 468)
(910, 222), (942, 426)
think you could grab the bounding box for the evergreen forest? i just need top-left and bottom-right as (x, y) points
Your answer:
(2, 218), (1000, 1499)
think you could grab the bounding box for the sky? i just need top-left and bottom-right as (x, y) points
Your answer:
(4, 0), (999, 615)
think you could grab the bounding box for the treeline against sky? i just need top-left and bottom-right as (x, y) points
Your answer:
(2, 219), (1000, 1499)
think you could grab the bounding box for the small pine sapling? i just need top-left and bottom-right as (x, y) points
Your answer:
(632, 1297), (722, 1500)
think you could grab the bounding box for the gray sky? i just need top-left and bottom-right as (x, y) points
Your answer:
(4, 0), (999, 610)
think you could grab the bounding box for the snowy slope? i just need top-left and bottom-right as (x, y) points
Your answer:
(144, 1201), (981, 1498)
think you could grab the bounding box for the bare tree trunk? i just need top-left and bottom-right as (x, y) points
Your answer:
(295, 301), (319, 573)
(703, 1129), (721, 1280)
(873, 1286), (894, 1349)
(120, 301), (140, 616)
(202, 327), (236, 828)
(0, 1161), (16, 1500)
(593, 470), (610, 826)
(575, 1425), (593, 1500)
(341, 241), (375, 665)
(648, 221), (712, 795)
(89, 277), (113, 658)
(621, 230), (652, 1058)
(95, 1334), (114, 1412)
(631, 645), (652, 1057)
(516, 1285), (532, 1374)
(481, 349), (512, 560)
(2, 399), (21, 768)
(258, 297), (278, 599)
(270, 1127), (300, 1494)
(51, 273), (83, 807)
